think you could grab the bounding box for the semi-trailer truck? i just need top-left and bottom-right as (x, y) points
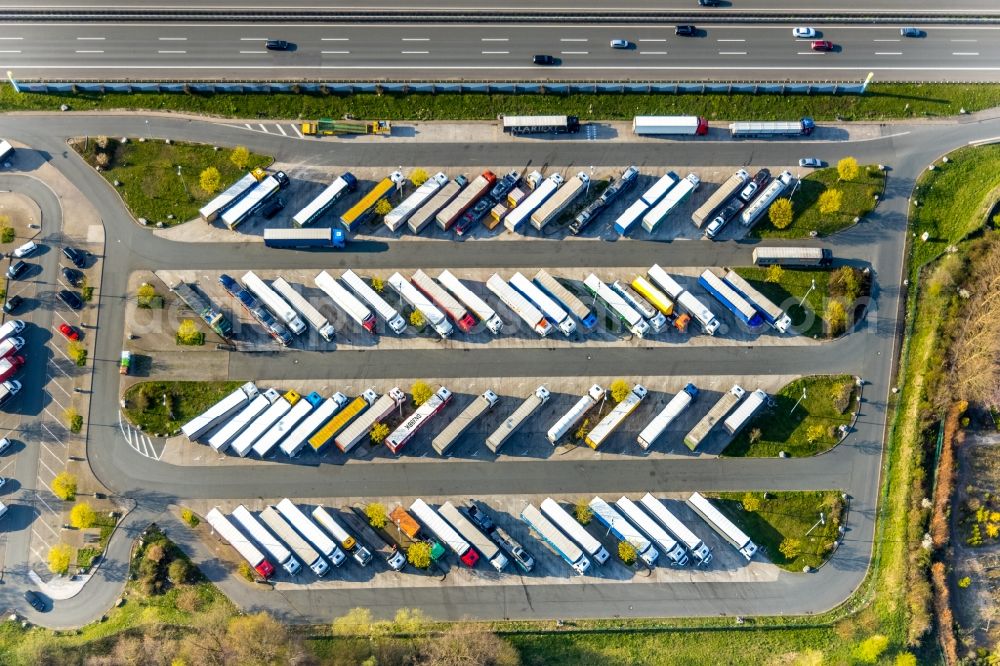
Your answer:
(384, 172), (448, 231)
(588, 496), (659, 566)
(389, 506), (448, 565)
(276, 498), (347, 566)
(723, 271), (792, 333)
(687, 491), (758, 560)
(206, 508), (275, 579)
(222, 171), (289, 230)
(385, 386), (453, 454)
(583, 274), (650, 338)
(585, 384), (648, 450)
(642, 173), (700, 233)
(315, 270), (377, 334)
(340, 171), (404, 232)
(312, 505), (373, 566)
(534, 270), (598, 331)
(241, 271), (307, 336)
(301, 118), (391, 136)
(729, 117), (815, 138)
(648, 265), (720, 335)
(408, 175), (467, 234)
(170, 281), (233, 339)
(547, 384), (605, 445)
(388, 272), (454, 338)
(487, 274), (552, 337)
(335, 387), (406, 453)
(231, 389), (299, 458)
(411, 270), (476, 334)
(530, 171), (589, 230)
(343, 507), (407, 571)
(263, 227), (346, 250)
(521, 504), (590, 575)
(436, 170), (496, 231)
(504, 173), (563, 233)
(723, 388), (767, 435)
(698, 269), (765, 330)
(208, 389), (279, 453)
(308, 389), (378, 453)
(501, 115), (580, 134)
(691, 169), (750, 229)
(752, 246), (832, 267)
(570, 165), (639, 235)
(292, 173), (358, 227)
(614, 171), (679, 236)
(251, 393), (315, 458)
(684, 384), (746, 451)
(181, 382), (258, 441)
(231, 505), (301, 575)
(612, 281), (667, 334)
(439, 501), (508, 572)
(271, 277), (336, 342)
(616, 496), (689, 565)
(632, 115), (709, 136)
(199, 168), (266, 222)
(509, 272), (576, 336)
(410, 499), (479, 567)
(485, 386), (550, 454)
(280, 392), (349, 457)
(741, 170), (794, 228)
(219, 276), (292, 346)
(340, 269), (407, 334)
(630, 276), (673, 317)
(431, 390), (499, 456)
(437, 270), (504, 335)
(539, 497), (610, 565)
(637, 383), (698, 450)
(641, 493), (712, 565)
(259, 506), (330, 576)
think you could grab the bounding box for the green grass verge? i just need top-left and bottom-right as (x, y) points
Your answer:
(911, 143), (1000, 267)
(723, 375), (857, 457)
(7, 83), (1000, 122)
(72, 138), (270, 226)
(753, 165), (884, 239)
(713, 491), (845, 571)
(122, 380), (244, 435)
(732, 266), (830, 338)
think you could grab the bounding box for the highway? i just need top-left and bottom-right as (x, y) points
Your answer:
(0, 110), (984, 626)
(3, 22), (1000, 81)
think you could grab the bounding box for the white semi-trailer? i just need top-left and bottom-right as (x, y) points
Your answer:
(687, 491), (758, 560)
(311, 506), (374, 567)
(292, 173), (357, 227)
(534, 270), (598, 331)
(509, 272), (576, 336)
(411, 270), (476, 334)
(684, 384), (746, 451)
(207, 389), (278, 453)
(616, 496), (689, 565)
(230, 390), (297, 458)
(252, 395), (315, 458)
(408, 175), (467, 234)
(241, 271), (307, 336)
(231, 505), (301, 575)
(642, 173), (701, 233)
(437, 270), (504, 335)
(583, 274), (649, 338)
(410, 499), (480, 567)
(487, 274), (552, 337)
(438, 501), (509, 572)
(637, 383), (698, 450)
(520, 504), (591, 575)
(741, 170), (794, 228)
(485, 386), (550, 454)
(181, 382), (258, 441)
(340, 269), (406, 334)
(259, 506), (330, 576)
(206, 508), (275, 580)
(614, 172), (679, 236)
(384, 172), (448, 231)
(676, 290), (721, 336)
(280, 393), (349, 458)
(271, 277), (337, 341)
(540, 497), (610, 565)
(314, 270), (377, 334)
(640, 493), (712, 565)
(276, 498), (347, 566)
(384, 386), (453, 455)
(612, 281), (667, 333)
(586, 384), (648, 450)
(530, 171), (589, 230)
(589, 496), (659, 566)
(432, 390), (499, 456)
(632, 115), (709, 136)
(504, 173), (564, 233)
(722, 270), (792, 333)
(335, 387), (407, 453)
(547, 384), (605, 445)
(388, 272), (453, 339)
(723, 388), (767, 435)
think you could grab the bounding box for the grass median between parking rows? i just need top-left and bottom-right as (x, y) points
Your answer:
(122, 380), (244, 435)
(722, 375), (857, 458)
(732, 266), (832, 339)
(72, 138), (271, 226)
(6, 82), (1000, 122)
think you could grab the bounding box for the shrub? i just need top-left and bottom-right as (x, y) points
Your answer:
(407, 542), (432, 569)
(573, 418), (590, 442)
(830, 266), (861, 302)
(741, 493), (761, 512)
(369, 422), (389, 445)
(229, 146), (250, 169)
(618, 541), (637, 565)
(574, 500), (593, 525)
(609, 379), (631, 403)
(48, 544), (72, 575)
(365, 502), (388, 529)
(409, 309), (425, 329)
(95, 152), (110, 168)
(806, 424), (826, 443)
(70, 502), (96, 529)
(199, 167), (221, 194)
(176, 319), (204, 346)
(769, 198), (793, 229)
(370, 276), (384, 293)
(764, 265), (784, 283)
(52, 471), (77, 501)
(779, 538), (803, 560)
(180, 507), (199, 527)
(958, 576), (971, 588)
(0, 227), (13, 244)
(818, 189), (843, 215)
(852, 635), (889, 664)
(137, 283), (157, 307)
(748, 427), (763, 444)
(68, 341), (87, 367)
(410, 168), (430, 187)
(168, 559), (191, 584)
(374, 198), (393, 216)
(825, 300), (847, 337)
(837, 156), (860, 181)
(237, 561), (255, 581)
(411, 381), (433, 407)
(65, 407), (83, 433)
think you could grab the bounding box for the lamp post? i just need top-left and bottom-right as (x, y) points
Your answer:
(6, 70), (20, 94)
(790, 386), (808, 415)
(798, 278), (816, 309)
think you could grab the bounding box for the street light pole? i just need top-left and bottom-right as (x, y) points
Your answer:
(790, 386), (808, 414)
(798, 278), (817, 309)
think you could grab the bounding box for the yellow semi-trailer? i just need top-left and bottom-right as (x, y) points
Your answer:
(308, 390), (377, 453)
(339, 171), (404, 232)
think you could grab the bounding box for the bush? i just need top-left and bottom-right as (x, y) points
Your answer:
(853, 635), (889, 664)
(618, 540), (637, 565)
(180, 507), (199, 527)
(48, 544), (72, 575)
(65, 407), (83, 433)
(137, 282), (157, 307)
(769, 198), (793, 229)
(168, 558), (191, 584)
(0, 227), (13, 244)
(369, 422), (389, 445)
(52, 471), (77, 501)
(365, 502), (388, 529)
(374, 198), (393, 216)
(825, 300), (847, 337)
(230, 146), (250, 169)
(958, 576), (971, 588)
(818, 189), (843, 215)
(68, 341), (87, 367)
(411, 381), (433, 406)
(237, 561), (255, 581)
(407, 541), (432, 569)
(764, 265), (784, 283)
(176, 319), (203, 346)
(199, 167), (221, 194)
(70, 502), (97, 529)
(370, 276), (384, 293)
(409, 309), (425, 329)
(806, 424), (826, 443)
(609, 379), (631, 403)
(741, 493), (761, 512)
(574, 500), (592, 525)
(837, 156), (860, 181)
(410, 168), (430, 186)
(95, 152), (110, 168)
(779, 538), (803, 560)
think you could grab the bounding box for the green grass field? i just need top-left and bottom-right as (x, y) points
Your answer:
(723, 375), (857, 458)
(122, 380), (244, 434)
(72, 138), (271, 226)
(732, 266), (830, 338)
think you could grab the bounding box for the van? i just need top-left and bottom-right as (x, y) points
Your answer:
(13, 241), (37, 258)
(0, 501), (7, 519)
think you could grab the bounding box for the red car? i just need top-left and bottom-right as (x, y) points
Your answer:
(59, 323), (80, 341)
(811, 40), (834, 52)
(0, 354), (24, 382)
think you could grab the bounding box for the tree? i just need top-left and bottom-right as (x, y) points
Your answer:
(229, 145), (250, 169)
(180, 507), (199, 527)
(64, 406), (83, 433)
(574, 500), (592, 525)
(609, 379), (631, 403)
(137, 282), (156, 304)
(818, 189), (843, 215)
(168, 558), (191, 583)
(391, 607), (429, 636)
(958, 576), (972, 588)
(68, 341), (87, 366)
(411, 380), (433, 406)
(418, 623), (520, 666)
(96, 135), (110, 150)
(407, 541), (432, 569)
(95, 152), (110, 168)
(70, 501), (96, 528)
(237, 561), (255, 581)
(853, 635), (889, 664)
(48, 543), (72, 574)
(825, 300), (847, 337)
(0, 225), (14, 244)
(369, 422), (389, 445)
(365, 502), (388, 529)
(769, 198), (793, 229)
(837, 156), (859, 182)
(806, 424), (826, 443)
(176, 319), (202, 345)
(765, 264), (785, 283)
(371, 276), (385, 293)
(741, 493), (761, 512)
(894, 653), (917, 666)
(779, 538), (803, 560)
(199, 167), (221, 194)
(748, 427), (763, 445)
(830, 266), (860, 302)
(374, 198), (393, 217)
(226, 612), (289, 666)
(410, 168), (430, 187)
(146, 543), (165, 563)
(618, 540), (637, 565)
(409, 309), (425, 329)
(332, 607), (388, 640)
(52, 471), (77, 501)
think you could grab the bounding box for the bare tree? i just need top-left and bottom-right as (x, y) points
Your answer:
(418, 624), (520, 666)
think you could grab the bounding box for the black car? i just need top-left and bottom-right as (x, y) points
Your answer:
(7, 260), (28, 280)
(698, 0), (720, 5)
(62, 266), (83, 287)
(466, 504), (495, 533)
(265, 39), (290, 51)
(675, 25), (697, 36)
(532, 54), (556, 65)
(62, 246), (86, 269)
(752, 168), (772, 187)
(58, 290), (83, 310)
(24, 590), (46, 612)
(261, 198), (285, 220)
(3, 295), (22, 314)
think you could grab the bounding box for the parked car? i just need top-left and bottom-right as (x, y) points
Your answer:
(466, 504), (495, 533)
(900, 27), (922, 37)
(799, 157), (824, 168)
(0, 437), (11, 454)
(7, 260), (28, 280)
(23, 590), (46, 612)
(260, 198), (285, 220)
(62, 246), (86, 268)
(12, 241), (37, 258)
(58, 290), (83, 310)
(792, 27), (816, 39)
(265, 39), (290, 51)
(0, 476), (6, 491)
(0, 355), (24, 382)
(609, 39), (630, 49)
(811, 40), (834, 52)
(532, 54), (556, 65)
(3, 295), (23, 314)
(62, 266), (83, 287)
(739, 182), (759, 203)
(675, 25), (697, 36)
(752, 168), (772, 187)
(59, 323), (80, 341)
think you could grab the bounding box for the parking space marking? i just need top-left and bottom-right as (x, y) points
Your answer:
(258, 123), (269, 132)
(276, 124), (287, 137)
(46, 378), (73, 399)
(43, 389), (67, 413)
(37, 457), (58, 481)
(41, 424), (68, 448)
(43, 406), (62, 423)
(291, 124), (304, 138)
(118, 412), (161, 461)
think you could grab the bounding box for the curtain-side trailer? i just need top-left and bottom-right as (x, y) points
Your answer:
(504, 174), (563, 233)
(698, 269), (765, 330)
(640, 493), (713, 565)
(487, 274), (552, 337)
(410, 499), (479, 567)
(340, 171), (404, 231)
(616, 496), (689, 565)
(438, 501), (508, 572)
(208, 389), (278, 453)
(408, 175), (467, 234)
(547, 384), (605, 445)
(539, 497), (610, 565)
(335, 388), (406, 453)
(632, 115), (708, 136)
(312, 506), (373, 566)
(614, 171), (679, 236)
(251, 396), (315, 458)
(431, 390), (499, 456)
(642, 173), (700, 233)
(741, 170), (794, 228)
(691, 169), (749, 228)
(388, 272), (453, 338)
(722, 270), (792, 333)
(583, 274), (650, 338)
(684, 385), (746, 451)
(436, 171), (496, 231)
(509, 272), (576, 336)
(231, 505), (301, 575)
(585, 384), (648, 450)
(181, 382), (258, 441)
(222, 172), (289, 230)
(271, 277), (336, 341)
(340, 269), (406, 334)
(613, 281), (667, 333)
(307, 390), (377, 453)
(231, 390), (299, 458)
(315, 270), (377, 334)
(241, 271), (307, 336)
(206, 508), (275, 579)
(521, 504), (590, 575)
(687, 492), (758, 560)
(437, 270), (504, 335)
(630, 276), (673, 317)
(588, 496), (659, 566)
(729, 117), (815, 138)
(259, 506), (330, 576)
(530, 171), (589, 230)
(384, 172), (448, 231)
(723, 388), (767, 435)
(199, 169), (265, 222)
(485, 386), (549, 454)
(276, 498), (347, 566)
(280, 393), (349, 457)
(752, 246), (832, 267)
(292, 173), (357, 227)
(534, 270), (598, 331)
(637, 383), (698, 450)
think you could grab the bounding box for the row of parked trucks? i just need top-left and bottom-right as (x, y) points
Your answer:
(500, 114), (813, 139)
(206, 492), (756, 582)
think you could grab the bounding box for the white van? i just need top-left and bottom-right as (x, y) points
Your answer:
(13, 241), (37, 258)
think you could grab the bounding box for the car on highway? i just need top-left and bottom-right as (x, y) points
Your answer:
(609, 39), (630, 49)
(0, 437), (11, 454)
(811, 40), (834, 52)
(7, 260), (28, 280)
(0, 320), (24, 341)
(3, 295), (23, 315)
(900, 27), (922, 37)
(675, 25), (697, 37)
(793, 27), (816, 39)
(58, 290), (83, 310)
(532, 54), (556, 65)
(13, 241), (37, 258)
(23, 590), (46, 612)
(62, 266), (83, 287)
(265, 40), (291, 51)
(799, 157), (824, 168)
(62, 246), (86, 268)
(59, 323), (80, 341)
(698, 0), (720, 5)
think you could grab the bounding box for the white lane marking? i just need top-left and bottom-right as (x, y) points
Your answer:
(291, 124), (303, 138)
(75, 50), (104, 54)
(401, 38), (429, 41)
(797, 51), (825, 55)
(13, 64), (1000, 72)
(239, 50), (266, 54)
(158, 37), (187, 41)
(719, 51), (748, 55)
(76, 37), (105, 40)
(0, 50), (21, 54)
(482, 51), (510, 54)
(560, 38), (588, 42)
(239, 37), (265, 41)
(244, 123), (252, 129)
(639, 39), (667, 42)
(47, 378), (72, 399)
(951, 39), (978, 42)
(258, 123), (268, 132)
(717, 39), (746, 42)
(401, 50), (429, 54)
(561, 51), (589, 54)
(873, 39), (900, 42)
(43, 388), (66, 411)
(875, 52), (902, 55)
(321, 51), (350, 54)
(43, 407), (62, 422)
(953, 52), (980, 56)
(158, 50), (186, 54)
(481, 38), (509, 42)
(0, 37), (23, 40)
(321, 37), (349, 41)
(41, 424), (67, 448)
(276, 124), (287, 136)
(37, 457), (58, 480)
(640, 51), (668, 55)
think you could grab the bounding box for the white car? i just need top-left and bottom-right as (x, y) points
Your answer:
(0, 438), (10, 455)
(13, 241), (37, 258)
(739, 182), (760, 202)
(793, 27), (817, 39)
(610, 39), (631, 49)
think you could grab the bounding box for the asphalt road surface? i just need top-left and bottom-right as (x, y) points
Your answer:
(0, 110), (989, 626)
(3, 22), (999, 82)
